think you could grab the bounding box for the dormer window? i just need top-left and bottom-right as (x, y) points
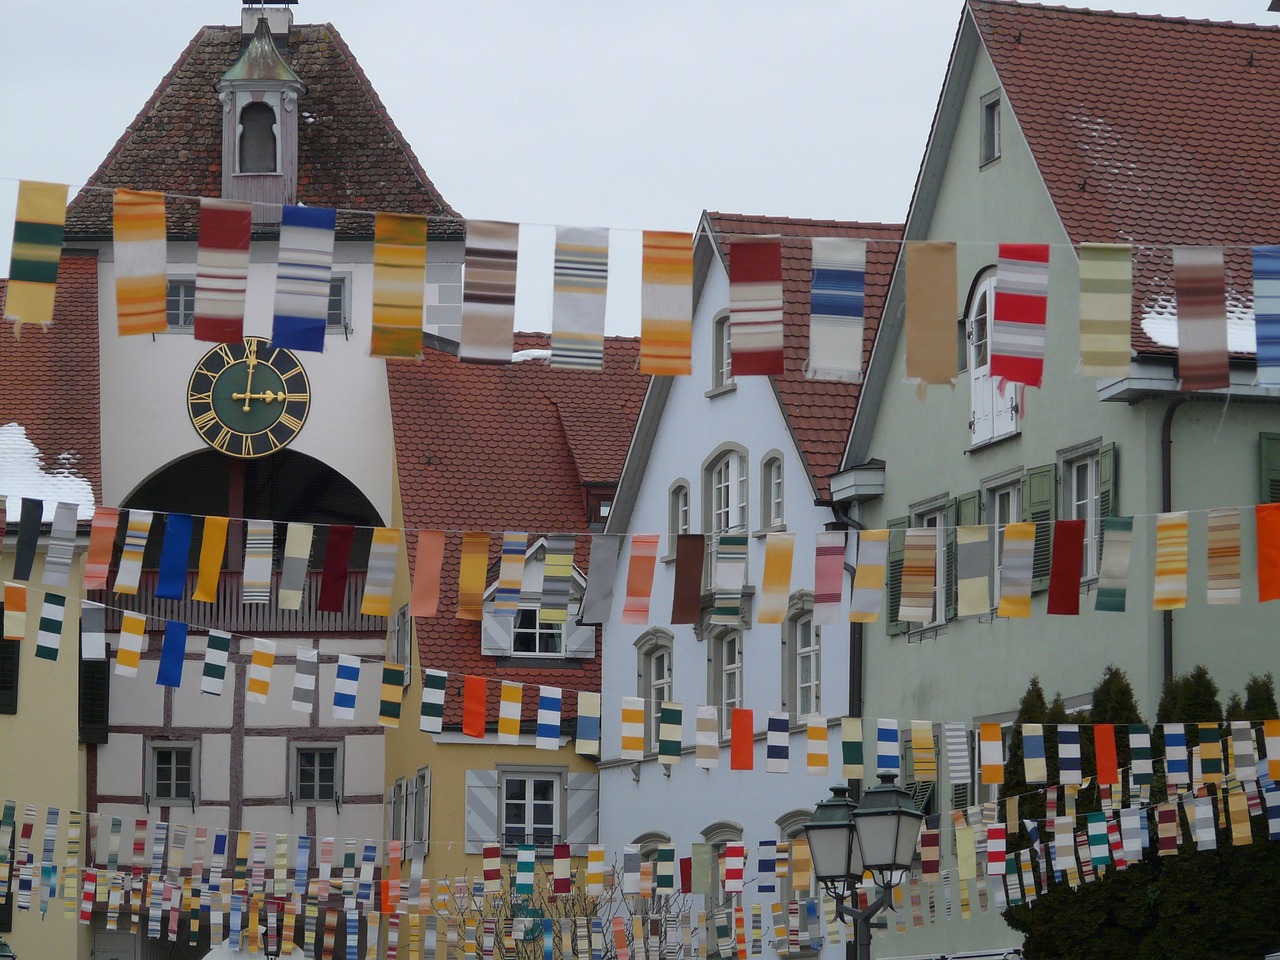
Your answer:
(238, 102), (278, 173)
(980, 90), (1001, 167)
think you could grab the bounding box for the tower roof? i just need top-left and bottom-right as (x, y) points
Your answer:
(217, 15), (305, 90)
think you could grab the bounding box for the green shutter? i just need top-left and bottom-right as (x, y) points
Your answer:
(947, 491), (981, 622)
(1097, 443), (1117, 567)
(1260, 434), (1280, 503)
(79, 658), (110, 744)
(886, 517), (909, 636)
(0, 637), (19, 715)
(944, 499), (959, 621)
(1022, 464), (1057, 592)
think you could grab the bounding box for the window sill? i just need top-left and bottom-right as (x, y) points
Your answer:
(979, 154), (1001, 171)
(704, 383), (737, 399)
(965, 431), (1020, 455)
(752, 525), (786, 538)
(906, 623), (947, 643)
(494, 656), (587, 669)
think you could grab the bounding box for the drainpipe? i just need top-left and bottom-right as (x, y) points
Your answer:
(821, 501), (865, 801)
(1160, 398), (1186, 687)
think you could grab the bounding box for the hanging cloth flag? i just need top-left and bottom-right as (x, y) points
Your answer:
(1129, 723), (1154, 785)
(40, 501), (78, 590)
(579, 534), (623, 625)
(1077, 243), (1133, 377)
(1023, 723), (1047, 783)
(1164, 723), (1190, 789)
(333, 654), (362, 720)
(202, 631), (232, 696)
(5, 181), (68, 332)
(81, 601), (107, 660)
(1254, 246), (1280, 383)
(12, 497), (42, 583)
(842, 717), (864, 781)
(1095, 516), (1133, 612)
(1095, 724), (1119, 786)
(1153, 512), (1189, 610)
(246, 638), (276, 704)
(586, 845), (606, 895)
(370, 211), (427, 359)
(272, 205), (338, 352)
(551, 226), (608, 369)
(114, 508), (154, 595)
(498, 681), (523, 744)
(910, 720), (937, 781)
(292, 646), (318, 714)
(115, 612), (146, 677)
(463, 675), (487, 738)
(620, 696), (645, 760)
(621, 534), (660, 624)
(411, 530), (446, 618)
(361, 527), (402, 618)
(1205, 507), (1241, 604)
(1172, 245), (1230, 390)
(458, 531), (489, 620)
(1058, 724), (1082, 785)
(112, 188), (167, 335)
(731, 708), (754, 770)
(192, 516), (229, 604)
(813, 531), (846, 626)
(35, 592), (66, 661)
(576, 690), (601, 754)
(420, 668), (447, 735)
(996, 522), (1035, 618)
(729, 236), (784, 376)
(756, 532), (793, 624)
(978, 723), (1004, 785)
(807, 716), (829, 774)
(155, 513), (194, 601)
(1199, 723), (1224, 785)
(806, 238), (867, 382)
(898, 528), (937, 623)
(876, 719), (901, 776)
(1265, 720), (1280, 781)
(987, 824), (1008, 876)
(155, 620), (188, 686)
(192, 198), (252, 342)
(274, 522), (312, 611)
(379, 664), (405, 727)
(241, 519), (274, 605)
(955, 525), (991, 618)
(84, 507), (120, 590)
(944, 721), (970, 800)
(659, 702), (683, 766)
(1046, 518), (1085, 615)
(540, 533), (576, 624)
(639, 230), (693, 375)
(536, 686), (562, 750)
(766, 713), (790, 773)
(670, 533), (705, 625)
(318, 524), (354, 613)
(990, 243), (1050, 387)
(849, 530), (889, 623)
(712, 534), (748, 624)
(494, 532), (527, 616)
(1229, 790), (1252, 846)
(904, 241), (958, 385)
(2, 582), (25, 640)
(1256, 503), (1280, 601)
(460, 220), (518, 364)
(696, 705), (720, 769)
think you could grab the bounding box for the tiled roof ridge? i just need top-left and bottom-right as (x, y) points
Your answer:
(969, 0), (1273, 32)
(707, 211), (904, 236)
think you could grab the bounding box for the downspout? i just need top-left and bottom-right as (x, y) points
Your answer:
(1160, 398), (1186, 686)
(821, 499), (864, 800)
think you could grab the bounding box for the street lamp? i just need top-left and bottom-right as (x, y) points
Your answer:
(805, 774), (925, 960)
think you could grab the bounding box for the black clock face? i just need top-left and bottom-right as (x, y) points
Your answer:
(187, 337), (311, 459)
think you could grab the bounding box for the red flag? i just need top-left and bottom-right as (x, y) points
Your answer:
(731, 708), (754, 770)
(1046, 519), (1085, 615)
(463, 675), (487, 738)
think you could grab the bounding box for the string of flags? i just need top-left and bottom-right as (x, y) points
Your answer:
(6, 178), (1278, 390)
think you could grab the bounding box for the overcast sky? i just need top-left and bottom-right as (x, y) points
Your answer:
(1, 0), (1273, 334)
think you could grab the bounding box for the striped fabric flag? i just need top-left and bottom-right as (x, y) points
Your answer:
(371, 212), (427, 359)
(276, 522), (313, 611)
(978, 723), (1004, 784)
(246, 638), (276, 704)
(987, 824), (1007, 876)
(1164, 723), (1190, 788)
(991, 243), (1050, 387)
(898, 528), (937, 623)
(1058, 724), (1082, 785)
(536, 686), (562, 750)
(2, 582), (25, 640)
(515, 846), (536, 895)
(81, 601), (107, 660)
(1265, 720), (1280, 781)
(1231, 719), (1257, 780)
(639, 231), (693, 375)
(731, 708), (754, 770)
(1077, 243), (1133, 377)
(620, 696), (646, 760)
(155, 619), (187, 684)
(956, 525), (991, 618)
(758, 532), (795, 624)
(540, 534), (576, 624)
(333, 654), (361, 720)
(766, 713), (790, 773)
(1229, 790), (1252, 846)
(576, 691), (601, 754)
(192, 515), (229, 604)
(921, 828), (941, 882)
(551, 226), (608, 369)
(361, 528), (401, 618)
(497, 681), (523, 744)
(380, 664), (406, 727)
(806, 238), (867, 382)
(553, 844), (572, 895)
(272, 205), (337, 352)
(1130, 723), (1154, 784)
(1023, 723), (1047, 783)
(841, 717), (864, 780)
(1199, 723), (1224, 785)
(420, 669), (447, 735)
(1193, 796), (1217, 851)
(813, 531), (845, 625)
(712, 534), (748, 624)
(621, 534), (660, 624)
(35, 592), (66, 661)
(1172, 245), (1230, 390)
(1153, 512), (1189, 610)
(494, 532), (527, 616)
(723, 844), (746, 895)
(242, 520), (274, 605)
(42, 501), (78, 590)
(944, 721), (970, 800)
(114, 509), (153, 595)
(84, 507), (120, 590)
(193, 198), (252, 342)
(115, 612), (146, 677)
(659, 702), (683, 765)
(411, 529), (446, 618)
(1206, 507), (1242, 604)
(905, 241), (958, 385)
(457, 531), (490, 620)
(796, 716), (826, 775)
(1095, 516), (1133, 612)
(876, 719), (901, 775)
(586, 846), (605, 895)
(1046, 518), (1085, 615)
(202, 631), (232, 696)
(729, 236), (784, 376)
(849, 530), (889, 623)
(5, 181), (68, 331)
(482, 843), (502, 892)
(996, 522), (1035, 618)
(910, 720), (937, 781)
(292, 646), (318, 714)
(155, 512), (193, 601)
(1254, 246), (1280, 383)
(460, 220), (518, 364)
(696, 706), (720, 769)
(113, 188), (167, 334)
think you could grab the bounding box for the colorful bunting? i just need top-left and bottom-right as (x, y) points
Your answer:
(420, 669), (447, 735)
(463, 675), (487, 738)
(333, 654), (361, 720)
(1206, 507), (1242, 605)
(272, 204), (338, 352)
(658, 702), (683, 766)
(3, 582), (27, 641)
(411, 530), (446, 618)
(1023, 723), (1047, 783)
(841, 717), (864, 780)
(317, 524), (354, 613)
(193, 198), (252, 342)
(996, 522), (1035, 618)
(5, 181), (68, 331)
(112, 188), (168, 335)
(536, 686), (562, 750)
(370, 212), (427, 359)
(155, 513), (194, 601)
(1257, 503), (1280, 602)
(576, 691), (601, 755)
(904, 241), (958, 385)
(292, 646), (318, 714)
(640, 231), (694, 375)
(201, 631), (232, 696)
(11, 498), (41, 583)
(540, 534), (576, 624)
(361, 527), (401, 618)
(619, 696), (646, 760)
(766, 712), (790, 773)
(379, 664), (405, 727)
(1095, 516), (1133, 612)
(876, 718), (901, 775)
(728, 236), (784, 376)
(579, 535), (623, 625)
(1130, 723), (1154, 784)
(242, 520), (274, 605)
(114, 509), (153, 595)
(193, 516), (229, 604)
(498, 681), (523, 744)
(460, 220), (518, 364)
(910, 720), (937, 781)
(246, 638), (275, 704)
(35, 591), (65, 661)
(731, 708), (754, 770)
(1077, 243), (1133, 377)
(898, 528), (937, 623)
(955, 525), (991, 618)
(1256, 246), (1280, 383)
(116, 612), (146, 677)
(1164, 723), (1190, 788)
(621, 534), (660, 624)
(807, 237), (867, 382)
(849, 529), (889, 623)
(81, 601), (107, 660)
(42, 501), (78, 590)
(696, 706), (719, 769)
(670, 533), (705, 625)
(493, 532), (527, 616)
(978, 722), (1004, 784)
(991, 243), (1050, 387)
(551, 226), (608, 369)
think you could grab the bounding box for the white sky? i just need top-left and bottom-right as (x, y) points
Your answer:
(0, 0), (1273, 335)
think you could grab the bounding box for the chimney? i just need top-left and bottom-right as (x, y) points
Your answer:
(241, 4), (295, 40)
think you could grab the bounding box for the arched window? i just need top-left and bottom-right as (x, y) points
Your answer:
(706, 627), (743, 736)
(712, 311), (734, 391)
(760, 453), (784, 530)
(238, 101), (278, 173)
(668, 480), (690, 540)
(964, 268), (1018, 445)
(703, 445), (748, 535)
(635, 629), (674, 749)
(700, 819), (744, 955)
(780, 592), (820, 719)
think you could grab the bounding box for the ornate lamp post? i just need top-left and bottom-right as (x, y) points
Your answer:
(804, 774), (925, 960)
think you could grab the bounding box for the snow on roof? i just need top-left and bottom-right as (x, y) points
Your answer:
(1139, 295), (1257, 354)
(0, 423), (96, 521)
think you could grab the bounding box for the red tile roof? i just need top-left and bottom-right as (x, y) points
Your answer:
(66, 23), (458, 238)
(0, 255), (103, 503)
(971, 0), (1280, 356)
(706, 214), (902, 498)
(388, 334), (647, 721)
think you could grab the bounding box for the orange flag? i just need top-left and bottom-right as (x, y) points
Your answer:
(463, 675), (487, 738)
(1256, 504), (1280, 602)
(411, 531), (445, 618)
(458, 532), (489, 620)
(84, 507), (120, 590)
(730, 708), (754, 770)
(1094, 724), (1118, 785)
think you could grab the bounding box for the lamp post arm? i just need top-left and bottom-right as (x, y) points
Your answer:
(832, 887), (891, 925)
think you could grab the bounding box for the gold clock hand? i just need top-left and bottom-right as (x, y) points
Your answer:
(238, 342), (258, 412)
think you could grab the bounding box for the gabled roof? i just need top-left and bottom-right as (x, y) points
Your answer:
(970, 0), (1280, 356)
(388, 334), (647, 721)
(65, 23), (458, 238)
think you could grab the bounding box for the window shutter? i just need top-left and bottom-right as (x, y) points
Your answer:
(480, 608), (513, 657)
(886, 517), (909, 636)
(943, 496), (978, 622)
(418, 768), (432, 855)
(564, 613), (597, 659)
(463, 769), (500, 854)
(405, 775), (418, 856)
(1021, 464), (1057, 592)
(1260, 434), (1280, 503)
(1097, 443), (1118, 566)
(0, 638), (19, 715)
(565, 772), (600, 855)
(79, 658), (110, 744)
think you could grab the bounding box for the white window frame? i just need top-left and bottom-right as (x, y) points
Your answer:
(704, 447), (749, 536)
(405, 766), (430, 859)
(980, 90), (1001, 167)
(794, 614), (820, 719)
(669, 481), (691, 541)
(166, 278), (196, 329)
(761, 454), (785, 531)
(708, 629), (744, 737)
(636, 629), (675, 750)
(1063, 446), (1103, 580)
(387, 777), (406, 842)
(294, 742), (342, 804)
(911, 504), (948, 629)
(966, 271), (1020, 447)
(390, 603), (413, 683)
(149, 740), (199, 804)
(986, 476), (1022, 609)
(326, 274), (351, 333)
(711, 311), (735, 392)
(499, 769), (563, 851)
(512, 606), (564, 657)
